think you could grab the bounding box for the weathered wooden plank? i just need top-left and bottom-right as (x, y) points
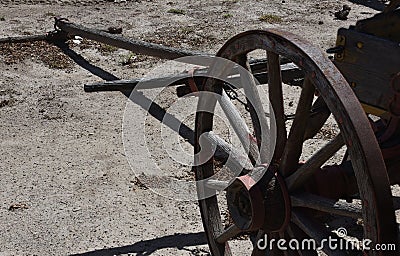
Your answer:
(333, 28), (400, 112)
(355, 8), (400, 41)
(57, 20), (293, 66)
(0, 34), (49, 44)
(56, 19), (206, 59)
(85, 63), (304, 93)
(84, 74), (198, 92)
(248, 56), (293, 74)
(176, 63), (303, 97)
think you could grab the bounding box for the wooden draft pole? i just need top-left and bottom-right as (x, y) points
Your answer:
(54, 18), (207, 60)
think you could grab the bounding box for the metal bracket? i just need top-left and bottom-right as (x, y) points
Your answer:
(334, 35), (346, 61)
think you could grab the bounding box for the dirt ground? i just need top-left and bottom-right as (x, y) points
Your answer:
(0, 0), (390, 255)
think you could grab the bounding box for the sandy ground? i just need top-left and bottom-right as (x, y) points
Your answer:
(0, 1), (389, 255)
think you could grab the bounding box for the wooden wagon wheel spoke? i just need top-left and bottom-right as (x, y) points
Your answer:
(215, 224), (242, 244)
(304, 96), (331, 140)
(219, 90), (260, 165)
(237, 54), (271, 164)
(291, 193), (362, 219)
(203, 131), (253, 173)
(285, 133), (345, 191)
(267, 50), (287, 162)
(291, 211), (348, 256)
(280, 76), (315, 177)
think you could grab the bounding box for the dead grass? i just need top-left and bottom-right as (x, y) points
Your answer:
(44, 12), (56, 17)
(259, 14), (282, 23)
(0, 41), (73, 69)
(222, 0), (239, 5)
(147, 24), (217, 49)
(0, 99), (14, 108)
(77, 39), (118, 55)
(98, 43), (118, 54)
(223, 13), (233, 18)
(167, 8), (185, 15)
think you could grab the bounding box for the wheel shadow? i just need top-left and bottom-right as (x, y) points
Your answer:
(348, 0), (387, 11)
(69, 232), (209, 256)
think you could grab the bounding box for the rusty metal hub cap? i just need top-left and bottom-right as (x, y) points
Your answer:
(226, 168), (290, 232)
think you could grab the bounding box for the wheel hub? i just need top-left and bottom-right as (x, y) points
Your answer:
(226, 167), (291, 232)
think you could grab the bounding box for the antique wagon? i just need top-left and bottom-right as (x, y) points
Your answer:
(3, 1), (399, 255)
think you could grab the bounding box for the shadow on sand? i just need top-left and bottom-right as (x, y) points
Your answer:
(348, 0), (387, 11)
(70, 232), (208, 256)
(56, 40), (208, 256)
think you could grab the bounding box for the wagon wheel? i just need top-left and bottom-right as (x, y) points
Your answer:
(194, 30), (398, 255)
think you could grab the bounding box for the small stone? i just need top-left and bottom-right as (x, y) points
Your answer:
(334, 5), (351, 20)
(107, 27), (123, 34)
(9, 203), (29, 211)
